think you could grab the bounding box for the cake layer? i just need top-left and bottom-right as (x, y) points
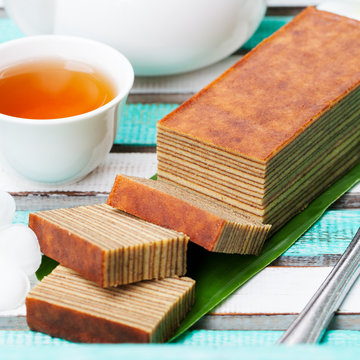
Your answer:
(26, 266), (195, 343)
(107, 175), (271, 254)
(159, 136), (359, 226)
(29, 204), (188, 287)
(269, 148), (360, 231)
(158, 127), (267, 179)
(158, 7), (360, 162)
(158, 118), (360, 210)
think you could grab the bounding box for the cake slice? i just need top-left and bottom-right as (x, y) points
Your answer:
(29, 204), (188, 287)
(26, 266), (195, 343)
(107, 175), (271, 255)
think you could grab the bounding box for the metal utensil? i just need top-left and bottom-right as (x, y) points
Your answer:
(277, 227), (360, 344)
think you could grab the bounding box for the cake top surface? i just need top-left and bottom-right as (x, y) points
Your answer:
(32, 204), (186, 251)
(158, 7), (360, 162)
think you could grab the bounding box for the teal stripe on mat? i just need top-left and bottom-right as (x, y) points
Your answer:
(13, 211), (29, 225)
(1, 330), (360, 347)
(242, 16), (293, 50)
(176, 330), (360, 346)
(175, 330), (281, 346)
(14, 210), (360, 257)
(283, 209), (360, 256)
(116, 103), (178, 145)
(1, 345), (360, 360)
(0, 18), (23, 42)
(1, 344), (360, 360)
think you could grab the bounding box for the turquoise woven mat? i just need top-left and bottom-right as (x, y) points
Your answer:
(1, 330), (360, 350)
(242, 16), (293, 50)
(0, 18), (23, 42)
(2, 344), (360, 360)
(117, 103), (178, 145)
(0, 16), (291, 146)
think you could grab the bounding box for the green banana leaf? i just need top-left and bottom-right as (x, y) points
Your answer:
(36, 163), (360, 341)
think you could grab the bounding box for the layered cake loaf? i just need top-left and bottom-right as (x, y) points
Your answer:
(107, 175), (271, 254)
(25, 6), (360, 345)
(29, 204), (188, 287)
(157, 7), (360, 233)
(26, 266), (195, 343)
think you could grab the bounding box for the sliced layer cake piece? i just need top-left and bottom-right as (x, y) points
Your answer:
(107, 175), (271, 255)
(29, 204), (188, 287)
(26, 266), (195, 343)
(157, 7), (360, 228)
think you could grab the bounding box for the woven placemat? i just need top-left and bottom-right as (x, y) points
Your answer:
(117, 104), (178, 145)
(1, 330), (360, 347)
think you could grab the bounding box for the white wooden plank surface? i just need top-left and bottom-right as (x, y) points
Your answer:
(352, 183), (360, 193)
(212, 267), (360, 315)
(133, 56), (241, 95)
(195, 266), (360, 330)
(0, 153), (157, 193)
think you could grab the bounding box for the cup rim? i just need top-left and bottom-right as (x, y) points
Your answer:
(0, 34), (134, 125)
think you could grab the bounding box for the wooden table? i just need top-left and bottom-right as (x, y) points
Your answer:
(1, 2), (360, 356)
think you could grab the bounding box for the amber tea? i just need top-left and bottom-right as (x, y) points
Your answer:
(0, 58), (116, 119)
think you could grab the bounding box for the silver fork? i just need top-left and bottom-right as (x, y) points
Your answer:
(277, 227), (360, 344)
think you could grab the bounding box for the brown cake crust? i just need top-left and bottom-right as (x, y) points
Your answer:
(29, 213), (105, 285)
(26, 298), (149, 343)
(107, 175), (225, 251)
(26, 266), (196, 343)
(158, 7), (360, 161)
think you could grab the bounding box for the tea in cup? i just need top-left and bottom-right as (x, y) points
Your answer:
(0, 35), (134, 184)
(0, 58), (116, 120)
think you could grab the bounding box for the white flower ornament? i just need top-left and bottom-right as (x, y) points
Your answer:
(0, 191), (16, 228)
(0, 191), (42, 311)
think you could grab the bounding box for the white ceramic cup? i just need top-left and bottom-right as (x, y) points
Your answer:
(0, 35), (134, 184)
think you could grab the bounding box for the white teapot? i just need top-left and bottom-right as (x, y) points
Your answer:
(4, 0), (266, 76)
